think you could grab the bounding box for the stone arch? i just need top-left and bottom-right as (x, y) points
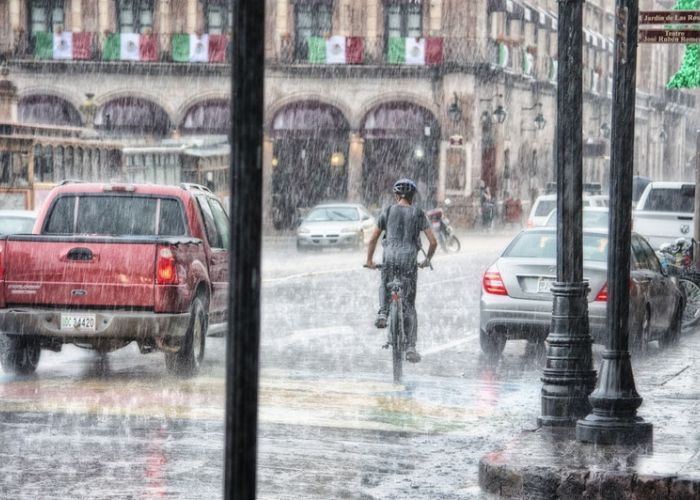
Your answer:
(179, 98), (230, 135)
(96, 96), (173, 137)
(359, 100), (441, 209)
(94, 90), (177, 124)
(17, 94), (83, 127)
(176, 91), (230, 124)
(265, 93), (354, 133)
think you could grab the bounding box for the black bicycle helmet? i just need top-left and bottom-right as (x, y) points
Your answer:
(393, 178), (417, 196)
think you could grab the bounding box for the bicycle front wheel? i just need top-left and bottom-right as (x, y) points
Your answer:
(390, 301), (403, 384)
(679, 278), (700, 327)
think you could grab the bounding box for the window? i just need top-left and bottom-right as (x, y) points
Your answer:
(206, 197), (230, 249)
(116, 0), (154, 34)
(294, 1), (333, 60)
(204, 0), (232, 35)
(29, 0), (65, 35)
(196, 194), (222, 247)
(43, 195), (75, 234)
(159, 198), (187, 236)
(385, 0), (422, 39)
(75, 195), (158, 235)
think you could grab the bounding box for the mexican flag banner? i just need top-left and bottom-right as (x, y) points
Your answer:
(387, 37), (443, 65)
(103, 33), (158, 61)
(172, 34), (229, 63)
(34, 32), (92, 60)
(307, 36), (364, 64)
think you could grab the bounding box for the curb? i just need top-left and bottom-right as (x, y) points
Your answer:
(478, 430), (700, 499)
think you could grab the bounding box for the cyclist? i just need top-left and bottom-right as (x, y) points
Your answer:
(365, 178), (438, 363)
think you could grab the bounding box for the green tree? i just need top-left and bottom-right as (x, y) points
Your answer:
(667, 0), (700, 88)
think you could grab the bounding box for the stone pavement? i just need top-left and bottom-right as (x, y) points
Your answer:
(479, 328), (700, 499)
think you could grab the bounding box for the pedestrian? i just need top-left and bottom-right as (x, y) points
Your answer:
(480, 180), (494, 229)
(365, 178), (438, 363)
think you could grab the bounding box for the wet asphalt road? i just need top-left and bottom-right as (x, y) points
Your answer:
(1, 230), (698, 499)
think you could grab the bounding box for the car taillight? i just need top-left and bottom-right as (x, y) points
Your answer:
(595, 283), (608, 301)
(483, 266), (508, 296)
(0, 247), (4, 281)
(156, 248), (178, 285)
(526, 219), (534, 228)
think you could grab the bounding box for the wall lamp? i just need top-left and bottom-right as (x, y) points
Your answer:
(480, 94), (507, 125)
(521, 102), (546, 131)
(447, 93), (463, 124)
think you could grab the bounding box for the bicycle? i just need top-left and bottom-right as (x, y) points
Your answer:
(658, 238), (700, 328)
(365, 260), (430, 383)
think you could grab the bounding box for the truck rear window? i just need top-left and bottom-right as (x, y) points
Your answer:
(644, 188), (694, 213)
(44, 195), (186, 236)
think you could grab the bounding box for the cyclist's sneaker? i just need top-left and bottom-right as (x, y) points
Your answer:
(406, 347), (421, 363)
(375, 312), (388, 329)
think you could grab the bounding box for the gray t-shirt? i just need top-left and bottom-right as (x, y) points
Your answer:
(377, 204), (429, 261)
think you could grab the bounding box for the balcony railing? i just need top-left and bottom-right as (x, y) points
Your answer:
(6, 31), (232, 64)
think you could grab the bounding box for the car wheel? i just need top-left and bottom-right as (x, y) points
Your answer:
(632, 307), (651, 352)
(480, 329), (506, 358)
(165, 295), (208, 377)
(660, 303), (682, 348)
(0, 334), (41, 375)
(296, 240), (306, 253)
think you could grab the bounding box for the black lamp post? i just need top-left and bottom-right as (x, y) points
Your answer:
(493, 104), (507, 124)
(539, 0), (597, 429)
(576, 0), (653, 447)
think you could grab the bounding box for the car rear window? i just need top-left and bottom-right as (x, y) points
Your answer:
(306, 207), (359, 221)
(644, 188), (694, 213)
(534, 200), (556, 217)
(44, 195), (186, 236)
(504, 232), (609, 262)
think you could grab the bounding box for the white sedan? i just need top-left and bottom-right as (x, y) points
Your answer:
(296, 203), (377, 251)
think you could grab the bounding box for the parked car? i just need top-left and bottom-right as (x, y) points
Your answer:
(527, 194), (593, 227)
(479, 228), (684, 356)
(544, 207), (609, 229)
(296, 203), (376, 251)
(0, 210), (36, 234)
(632, 181), (694, 249)
(0, 182), (229, 377)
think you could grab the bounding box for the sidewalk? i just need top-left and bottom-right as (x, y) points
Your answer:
(479, 329), (700, 499)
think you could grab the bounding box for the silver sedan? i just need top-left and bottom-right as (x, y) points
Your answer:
(479, 228), (684, 356)
(296, 203), (377, 251)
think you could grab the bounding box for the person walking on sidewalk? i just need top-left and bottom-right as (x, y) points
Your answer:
(365, 178), (437, 363)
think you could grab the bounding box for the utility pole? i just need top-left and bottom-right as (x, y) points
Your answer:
(539, 0), (597, 429)
(576, 0), (653, 446)
(225, 0), (265, 498)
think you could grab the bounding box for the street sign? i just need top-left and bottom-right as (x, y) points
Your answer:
(639, 10), (700, 24)
(639, 29), (700, 43)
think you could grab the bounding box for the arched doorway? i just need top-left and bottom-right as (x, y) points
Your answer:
(360, 102), (439, 210)
(181, 99), (230, 135)
(271, 101), (350, 230)
(96, 97), (172, 137)
(18, 95), (82, 126)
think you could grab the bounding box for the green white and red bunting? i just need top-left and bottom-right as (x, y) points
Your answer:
(307, 36), (364, 64)
(171, 34), (229, 63)
(387, 37), (443, 65)
(33, 32), (92, 60)
(102, 33), (158, 61)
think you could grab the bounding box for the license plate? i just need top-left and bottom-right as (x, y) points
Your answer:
(60, 313), (97, 331)
(537, 278), (555, 294)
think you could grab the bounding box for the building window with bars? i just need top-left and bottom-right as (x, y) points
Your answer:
(116, 0), (154, 34)
(28, 0), (65, 35)
(294, 0), (332, 61)
(204, 0), (232, 35)
(385, 0), (422, 39)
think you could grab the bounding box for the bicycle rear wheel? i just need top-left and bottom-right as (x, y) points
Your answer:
(390, 301), (403, 384)
(679, 278), (700, 327)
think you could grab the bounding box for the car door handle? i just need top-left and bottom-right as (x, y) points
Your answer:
(66, 247), (94, 261)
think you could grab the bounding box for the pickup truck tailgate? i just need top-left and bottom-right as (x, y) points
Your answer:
(4, 238), (157, 308)
(633, 211), (694, 248)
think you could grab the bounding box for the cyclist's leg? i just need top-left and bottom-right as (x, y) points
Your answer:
(376, 262), (391, 328)
(402, 265), (420, 362)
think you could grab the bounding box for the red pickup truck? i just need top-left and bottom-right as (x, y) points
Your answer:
(0, 182), (229, 377)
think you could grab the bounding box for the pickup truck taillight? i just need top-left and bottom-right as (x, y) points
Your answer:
(156, 248), (178, 285)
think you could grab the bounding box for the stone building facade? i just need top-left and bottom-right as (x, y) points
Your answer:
(0, 0), (697, 228)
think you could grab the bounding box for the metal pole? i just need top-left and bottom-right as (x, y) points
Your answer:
(225, 0), (265, 498)
(539, 0), (597, 429)
(694, 131), (700, 273)
(576, 0), (652, 446)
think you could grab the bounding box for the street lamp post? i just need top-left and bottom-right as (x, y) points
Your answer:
(576, 0), (653, 446)
(539, 0), (597, 429)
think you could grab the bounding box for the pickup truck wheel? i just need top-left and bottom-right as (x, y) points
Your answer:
(0, 335), (41, 375)
(165, 296), (208, 377)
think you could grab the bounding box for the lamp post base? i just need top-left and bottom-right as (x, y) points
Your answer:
(576, 414), (652, 447)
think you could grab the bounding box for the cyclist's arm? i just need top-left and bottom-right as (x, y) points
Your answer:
(424, 227), (438, 262)
(365, 227), (382, 268)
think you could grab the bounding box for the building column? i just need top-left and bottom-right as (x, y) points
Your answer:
(438, 140), (447, 202)
(71, 0), (82, 32)
(187, 0), (198, 33)
(429, 0), (442, 34)
(347, 132), (364, 202)
(0, 67), (18, 123)
(160, 0), (171, 35)
(99, 0), (110, 34)
(366, 0), (380, 62)
(263, 135), (274, 231)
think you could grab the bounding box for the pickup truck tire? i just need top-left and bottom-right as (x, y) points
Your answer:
(0, 335), (41, 375)
(165, 295), (208, 377)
